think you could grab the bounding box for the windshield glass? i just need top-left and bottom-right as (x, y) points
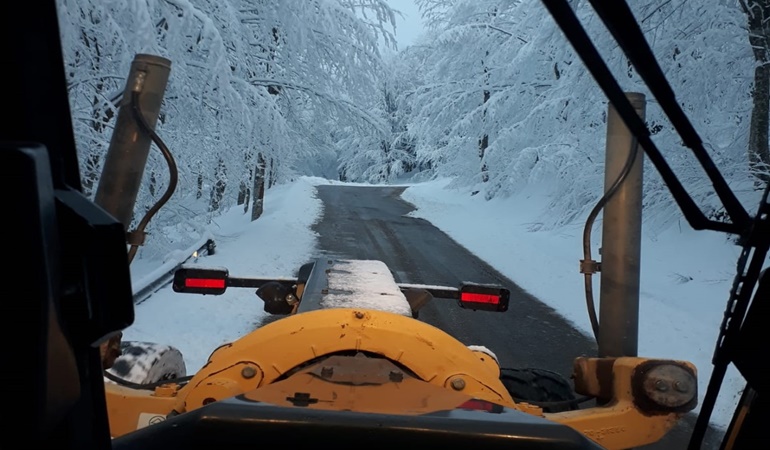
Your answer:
(55, 1), (768, 449)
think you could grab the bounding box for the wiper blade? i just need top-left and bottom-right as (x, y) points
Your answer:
(586, 0), (751, 231)
(540, 2), (769, 450)
(540, 0), (750, 235)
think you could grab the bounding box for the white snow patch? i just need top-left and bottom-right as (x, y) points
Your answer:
(130, 234), (215, 295)
(467, 345), (499, 364)
(320, 260), (413, 317)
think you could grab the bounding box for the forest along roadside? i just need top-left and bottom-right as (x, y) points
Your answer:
(306, 184), (724, 450)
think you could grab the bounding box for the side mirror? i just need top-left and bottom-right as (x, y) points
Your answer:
(172, 266), (229, 295)
(458, 284), (510, 312)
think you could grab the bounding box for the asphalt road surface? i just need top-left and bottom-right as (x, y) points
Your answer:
(309, 184), (724, 450)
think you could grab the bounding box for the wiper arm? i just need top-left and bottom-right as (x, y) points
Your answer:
(540, 2), (769, 450)
(586, 0), (751, 231)
(540, 0), (750, 235)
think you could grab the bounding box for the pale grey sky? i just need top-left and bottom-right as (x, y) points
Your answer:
(386, 0), (424, 49)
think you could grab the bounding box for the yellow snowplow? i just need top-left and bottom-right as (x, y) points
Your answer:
(104, 259), (697, 449)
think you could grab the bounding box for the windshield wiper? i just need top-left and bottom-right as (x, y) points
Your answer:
(539, 1), (769, 449)
(540, 0), (750, 234)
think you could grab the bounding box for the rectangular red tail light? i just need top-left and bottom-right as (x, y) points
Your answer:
(173, 267), (229, 295)
(460, 292), (501, 304)
(458, 284), (510, 312)
(185, 278), (226, 289)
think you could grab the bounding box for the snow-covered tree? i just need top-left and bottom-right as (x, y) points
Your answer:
(739, 0), (770, 184)
(57, 0), (397, 259)
(335, 51), (419, 183)
(409, 0), (759, 233)
(58, 0), (763, 253)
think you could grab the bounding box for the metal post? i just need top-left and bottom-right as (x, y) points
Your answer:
(94, 54), (171, 229)
(598, 92), (646, 358)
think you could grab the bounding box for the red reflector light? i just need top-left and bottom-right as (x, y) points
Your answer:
(173, 267), (229, 295)
(460, 292), (500, 304)
(457, 399), (502, 413)
(185, 278), (225, 289)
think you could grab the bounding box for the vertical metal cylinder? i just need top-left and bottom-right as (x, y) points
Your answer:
(598, 92), (646, 358)
(94, 54), (171, 229)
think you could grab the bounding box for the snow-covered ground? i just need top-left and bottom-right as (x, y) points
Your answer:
(126, 176), (766, 431)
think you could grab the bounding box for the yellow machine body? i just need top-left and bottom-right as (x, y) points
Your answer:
(106, 307), (697, 449)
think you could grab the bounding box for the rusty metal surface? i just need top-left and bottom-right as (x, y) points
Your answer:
(633, 360), (698, 413)
(244, 361), (473, 415)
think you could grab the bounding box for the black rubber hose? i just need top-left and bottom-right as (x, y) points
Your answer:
(582, 135), (640, 341)
(127, 90), (179, 264)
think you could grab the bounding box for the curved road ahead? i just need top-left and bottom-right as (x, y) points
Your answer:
(309, 184), (722, 450)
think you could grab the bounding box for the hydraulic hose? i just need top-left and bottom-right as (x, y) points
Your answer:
(127, 90), (178, 264)
(582, 136), (640, 341)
